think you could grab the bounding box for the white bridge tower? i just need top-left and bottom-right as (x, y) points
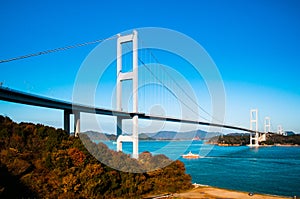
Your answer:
(116, 30), (139, 159)
(264, 117), (271, 133)
(277, 125), (284, 135)
(249, 109), (259, 146)
(259, 116), (270, 142)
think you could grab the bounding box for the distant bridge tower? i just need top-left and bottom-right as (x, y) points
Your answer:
(277, 125), (284, 135)
(264, 117), (271, 133)
(259, 116), (270, 142)
(249, 109), (259, 147)
(116, 30), (139, 159)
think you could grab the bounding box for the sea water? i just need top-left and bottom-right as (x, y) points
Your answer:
(99, 140), (300, 197)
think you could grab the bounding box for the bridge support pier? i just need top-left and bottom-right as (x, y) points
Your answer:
(117, 116), (123, 138)
(63, 110), (80, 137)
(132, 115), (138, 159)
(64, 110), (71, 134)
(116, 115), (139, 159)
(74, 111), (80, 137)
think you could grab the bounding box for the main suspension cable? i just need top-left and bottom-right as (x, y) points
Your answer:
(0, 35), (117, 64)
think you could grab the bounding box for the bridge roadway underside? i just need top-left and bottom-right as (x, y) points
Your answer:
(0, 87), (256, 134)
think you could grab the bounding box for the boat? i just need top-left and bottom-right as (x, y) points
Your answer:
(192, 136), (200, 141)
(182, 151), (200, 159)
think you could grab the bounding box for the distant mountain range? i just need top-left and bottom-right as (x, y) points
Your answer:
(83, 130), (221, 141)
(145, 130), (221, 140)
(80, 130), (297, 142)
(83, 131), (154, 141)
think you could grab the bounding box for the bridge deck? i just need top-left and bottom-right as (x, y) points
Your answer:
(0, 87), (256, 133)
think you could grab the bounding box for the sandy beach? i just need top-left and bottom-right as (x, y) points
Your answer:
(172, 185), (292, 199)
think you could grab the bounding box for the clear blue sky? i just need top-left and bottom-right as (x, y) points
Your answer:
(0, 0), (300, 133)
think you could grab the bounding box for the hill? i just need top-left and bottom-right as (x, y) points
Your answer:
(207, 134), (250, 146)
(262, 133), (300, 145)
(0, 115), (192, 198)
(84, 130), (117, 140)
(285, 131), (295, 136)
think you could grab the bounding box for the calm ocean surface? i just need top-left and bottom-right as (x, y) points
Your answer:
(100, 140), (300, 197)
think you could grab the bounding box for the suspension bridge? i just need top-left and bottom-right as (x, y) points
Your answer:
(0, 30), (283, 159)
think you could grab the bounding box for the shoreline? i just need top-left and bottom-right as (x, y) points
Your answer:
(172, 185), (293, 199)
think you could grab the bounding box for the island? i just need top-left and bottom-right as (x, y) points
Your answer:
(207, 133), (300, 146)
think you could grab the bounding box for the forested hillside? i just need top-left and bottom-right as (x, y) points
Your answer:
(0, 116), (192, 198)
(262, 133), (300, 145)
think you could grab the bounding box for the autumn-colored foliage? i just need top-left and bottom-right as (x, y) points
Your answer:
(68, 148), (86, 166)
(0, 116), (192, 198)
